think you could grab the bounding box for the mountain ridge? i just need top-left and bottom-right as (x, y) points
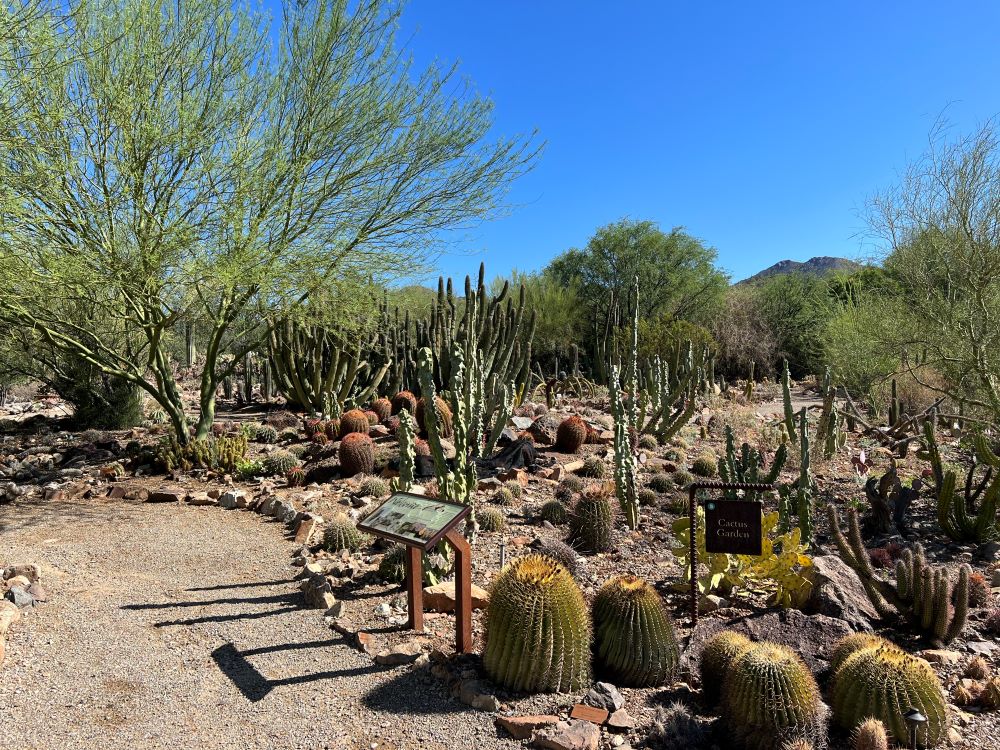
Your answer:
(739, 256), (863, 284)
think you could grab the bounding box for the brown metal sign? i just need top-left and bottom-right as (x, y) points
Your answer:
(704, 498), (763, 555)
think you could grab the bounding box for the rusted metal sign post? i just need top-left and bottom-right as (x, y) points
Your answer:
(687, 480), (775, 625)
(358, 492), (474, 653)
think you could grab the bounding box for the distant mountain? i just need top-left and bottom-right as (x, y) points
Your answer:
(739, 256), (864, 284)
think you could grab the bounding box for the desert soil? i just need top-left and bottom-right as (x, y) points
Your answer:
(0, 494), (518, 750)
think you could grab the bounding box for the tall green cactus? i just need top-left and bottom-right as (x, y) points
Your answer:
(827, 504), (970, 644)
(610, 362), (640, 529)
(592, 575), (679, 687)
(778, 408), (816, 544)
(924, 421), (1000, 542)
(782, 360), (797, 441)
(720, 425), (787, 502)
(483, 554), (591, 693)
(393, 409), (417, 493)
(744, 360), (755, 401)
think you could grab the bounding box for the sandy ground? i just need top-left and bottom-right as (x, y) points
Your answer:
(0, 495), (518, 750)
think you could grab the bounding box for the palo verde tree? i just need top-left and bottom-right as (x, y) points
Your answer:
(864, 119), (1000, 424)
(0, 0), (538, 442)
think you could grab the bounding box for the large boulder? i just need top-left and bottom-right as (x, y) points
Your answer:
(528, 414), (560, 445)
(682, 608), (854, 681)
(804, 554), (879, 633)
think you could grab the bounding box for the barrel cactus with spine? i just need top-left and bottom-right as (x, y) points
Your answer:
(370, 397), (392, 423)
(722, 642), (828, 750)
(852, 718), (890, 750)
(700, 630), (753, 705)
(378, 544), (407, 583)
(831, 638), (948, 748)
(263, 449), (299, 477)
(592, 575), (679, 687)
(555, 415), (588, 453)
(483, 554), (591, 693)
(478, 506), (507, 532)
(339, 409), (370, 437)
(339, 433), (375, 476)
(568, 485), (615, 552)
(540, 499), (569, 524)
(323, 513), (367, 552)
(391, 390), (417, 415)
(416, 396), (453, 438)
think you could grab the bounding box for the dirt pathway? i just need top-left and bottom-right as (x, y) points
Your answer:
(0, 496), (514, 750)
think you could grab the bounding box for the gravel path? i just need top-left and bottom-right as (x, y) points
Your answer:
(0, 496), (516, 750)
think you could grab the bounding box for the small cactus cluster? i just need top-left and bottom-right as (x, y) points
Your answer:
(592, 575), (678, 687)
(555, 415), (588, 453)
(722, 641), (828, 750)
(323, 513), (367, 552)
(340, 433), (375, 475)
(568, 485), (615, 552)
(691, 453), (718, 477)
(539, 499), (569, 524)
(830, 634), (948, 747)
(491, 487), (515, 506)
(255, 424), (278, 444)
(828, 504), (970, 643)
(263, 449), (299, 477)
(483, 554), (591, 693)
(156, 434), (248, 474)
(235, 459), (265, 481)
(478, 506), (507, 532)
(339, 409), (370, 437)
(369, 397), (392, 423)
(378, 544), (407, 583)
(357, 475), (390, 498)
(648, 472), (673, 493)
(578, 455), (607, 479)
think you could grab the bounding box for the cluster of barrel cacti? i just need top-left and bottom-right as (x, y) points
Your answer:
(700, 632), (827, 750)
(830, 633), (949, 747)
(828, 504), (970, 644)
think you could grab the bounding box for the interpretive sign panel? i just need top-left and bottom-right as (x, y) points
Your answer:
(703, 499), (763, 555)
(357, 492), (471, 551)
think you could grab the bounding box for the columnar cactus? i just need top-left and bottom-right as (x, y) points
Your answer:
(592, 575), (679, 687)
(722, 642), (828, 750)
(827, 504), (970, 644)
(483, 554), (591, 693)
(831, 639), (949, 748)
(700, 630), (753, 705)
(339, 408), (370, 437)
(416, 396), (453, 438)
(720, 425), (787, 502)
(569, 485), (615, 552)
(555, 415), (588, 454)
(393, 409), (417, 492)
(928, 422), (1000, 542)
(778, 408), (816, 544)
(339, 433), (375, 476)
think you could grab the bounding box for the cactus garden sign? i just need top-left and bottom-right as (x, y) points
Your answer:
(358, 492), (474, 653)
(703, 498), (763, 555)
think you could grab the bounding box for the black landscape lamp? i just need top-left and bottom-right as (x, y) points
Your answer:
(903, 707), (927, 749)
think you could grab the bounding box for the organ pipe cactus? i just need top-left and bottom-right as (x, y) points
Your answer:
(722, 642), (828, 750)
(827, 504), (970, 644)
(831, 638), (949, 748)
(592, 575), (679, 687)
(483, 554), (591, 693)
(610, 361), (641, 529)
(720, 425), (787, 502)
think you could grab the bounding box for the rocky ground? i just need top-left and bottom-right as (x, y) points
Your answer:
(1, 382), (1000, 749)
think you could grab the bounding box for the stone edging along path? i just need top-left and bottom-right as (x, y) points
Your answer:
(0, 563), (44, 667)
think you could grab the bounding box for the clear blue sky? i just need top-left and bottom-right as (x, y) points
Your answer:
(396, 3), (1000, 281)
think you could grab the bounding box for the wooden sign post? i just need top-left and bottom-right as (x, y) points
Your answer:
(687, 480), (774, 625)
(358, 492), (474, 653)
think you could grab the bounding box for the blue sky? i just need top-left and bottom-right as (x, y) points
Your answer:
(390, 3), (1000, 282)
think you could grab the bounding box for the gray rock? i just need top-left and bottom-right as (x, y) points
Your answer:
(805, 554), (878, 632)
(528, 414), (561, 445)
(6, 586), (35, 609)
(584, 681), (624, 712)
(511, 416), (534, 431)
(219, 489), (248, 509)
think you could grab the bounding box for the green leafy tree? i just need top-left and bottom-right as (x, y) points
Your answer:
(0, 0), (538, 441)
(754, 273), (834, 378)
(864, 119), (1000, 423)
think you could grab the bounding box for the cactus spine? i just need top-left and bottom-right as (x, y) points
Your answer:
(722, 642), (828, 750)
(827, 504), (970, 644)
(592, 575), (679, 687)
(483, 554), (591, 693)
(831, 639), (948, 748)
